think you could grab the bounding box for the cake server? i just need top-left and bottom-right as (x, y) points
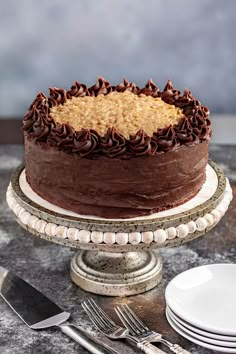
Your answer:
(0, 266), (119, 354)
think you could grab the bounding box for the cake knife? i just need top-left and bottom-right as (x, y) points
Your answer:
(0, 266), (119, 354)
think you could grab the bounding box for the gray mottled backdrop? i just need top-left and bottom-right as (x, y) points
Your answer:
(0, 0), (236, 116)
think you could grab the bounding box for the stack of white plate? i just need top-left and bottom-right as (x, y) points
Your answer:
(165, 264), (236, 353)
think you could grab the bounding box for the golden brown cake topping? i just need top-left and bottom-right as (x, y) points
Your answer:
(50, 91), (184, 137)
(23, 78), (211, 158)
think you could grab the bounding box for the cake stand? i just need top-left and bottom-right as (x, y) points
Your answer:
(6, 161), (233, 296)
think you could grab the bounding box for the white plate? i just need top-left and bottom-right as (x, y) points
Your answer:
(167, 306), (236, 341)
(167, 307), (236, 347)
(165, 264), (236, 335)
(166, 310), (236, 353)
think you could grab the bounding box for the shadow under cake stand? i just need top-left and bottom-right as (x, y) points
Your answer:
(6, 161), (232, 296)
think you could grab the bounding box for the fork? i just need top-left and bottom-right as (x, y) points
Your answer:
(115, 305), (190, 354)
(82, 298), (167, 354)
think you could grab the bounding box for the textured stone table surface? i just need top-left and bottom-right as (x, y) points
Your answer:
(0, 144), (235, 354)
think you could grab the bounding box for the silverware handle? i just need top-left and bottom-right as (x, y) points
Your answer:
(58, 322), (118, 354)
(161, 340), (191, 354)
(169, 346), (191, 354)
(137, 341), (167, 354)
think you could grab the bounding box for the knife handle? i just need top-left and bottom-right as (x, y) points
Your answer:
(58, 321), (118, 354)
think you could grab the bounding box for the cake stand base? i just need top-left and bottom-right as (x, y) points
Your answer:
(70, 250), (162, 296)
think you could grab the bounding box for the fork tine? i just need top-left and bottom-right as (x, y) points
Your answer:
(86, 299), (111, 329)
(82, 301), (103, 329)
(82, 301), (112, 334)
(88, 298), (116, 329)
(115, 306), (136, 336)
(82, 301), (107, 333)
(117, 305), (143, 335)
(124, 304), (149, 331)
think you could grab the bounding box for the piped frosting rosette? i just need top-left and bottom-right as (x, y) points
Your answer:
(23, 77), (211, 158)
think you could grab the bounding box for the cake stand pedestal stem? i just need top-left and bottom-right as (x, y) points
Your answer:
(70, 250), (163, 296)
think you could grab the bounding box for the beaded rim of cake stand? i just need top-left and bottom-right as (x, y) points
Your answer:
(6, 177), (232, 247)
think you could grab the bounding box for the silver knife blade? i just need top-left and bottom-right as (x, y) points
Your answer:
(0, 266), (119, 354)
(0, 266), (70, 328)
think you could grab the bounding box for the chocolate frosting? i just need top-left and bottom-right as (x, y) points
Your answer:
(176, 117), (200, 146)
(23, 77), (212, 158)
(48, 87), (67, 107)
(129, 129), (157, 156)
(139, 79), (160, 97)
(89, 76), (112, 96)
(73, 129), (100, 156)
(175, 89), (194, 108)
(115, 78), (139, 94)
(161, 80), (181, 105)
(25, 137), (208, 218)
(154, 125), (180, 152)
(47, 123), (75, 151)
(101, 128), (127, 158)
(67, 81), (89, 98)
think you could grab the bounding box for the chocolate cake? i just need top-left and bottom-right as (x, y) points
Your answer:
(23, 77), (211, 218)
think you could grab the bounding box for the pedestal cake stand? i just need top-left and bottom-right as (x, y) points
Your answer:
(6, 161), (232, 296)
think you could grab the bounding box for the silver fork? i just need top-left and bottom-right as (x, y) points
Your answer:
(82, 298), (167, 354)
(115, 305), (191, 354)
